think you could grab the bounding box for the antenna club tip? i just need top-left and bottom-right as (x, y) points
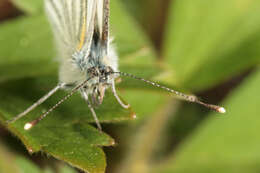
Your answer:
(218, 107), (226, 114)
(110, 140), (116, 146)
(131, 113), (137, 119)
(24, 123), (33, 130)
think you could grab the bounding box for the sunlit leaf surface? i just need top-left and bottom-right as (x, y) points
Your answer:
(163, 0), (260, 91)
(154, 68), (260, 173)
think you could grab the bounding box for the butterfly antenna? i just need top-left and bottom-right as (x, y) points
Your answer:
(113, 72), (226, 114)
(24, 78), (91, 130)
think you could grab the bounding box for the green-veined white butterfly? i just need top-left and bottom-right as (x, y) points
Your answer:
(8, 0), (225, 131)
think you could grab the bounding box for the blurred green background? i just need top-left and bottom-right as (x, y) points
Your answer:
(0, 0), (259, 173)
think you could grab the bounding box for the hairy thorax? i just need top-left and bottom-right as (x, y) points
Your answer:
(58, 37), (118, 105)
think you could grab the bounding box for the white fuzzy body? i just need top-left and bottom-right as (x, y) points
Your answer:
(58, 41), (118, 86)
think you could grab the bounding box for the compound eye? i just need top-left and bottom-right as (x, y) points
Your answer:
(100, 68), (106, 74)
(87, 67), (99, 77)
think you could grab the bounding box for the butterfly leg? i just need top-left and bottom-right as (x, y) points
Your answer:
(82, 91), (102, 131)
(111, 80), (130, 109)
(7, 83), (66, 123)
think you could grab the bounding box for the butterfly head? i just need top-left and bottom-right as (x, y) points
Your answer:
(84, 66), (115, 105)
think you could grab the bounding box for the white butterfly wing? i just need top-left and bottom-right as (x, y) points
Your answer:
(45, 0), (117, 84)
(96, 0), (103, 36)
(96, 0), (118, 71)
(96, 0), (109, 50)
(45, 0), (97, 59)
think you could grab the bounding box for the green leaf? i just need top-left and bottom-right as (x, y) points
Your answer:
(0, 141), (45, 173)
(11, 0), (44, 15)
(111, 0), (156, 60)
(16, 156), (42, 173)
(59, 165), (77, 173)
(163, 0), (260, 91)
(0, 15), (55, 83)
(0, 142), (20, 173)
(0, 76), (131, 173)
(154, 68), (260, 173)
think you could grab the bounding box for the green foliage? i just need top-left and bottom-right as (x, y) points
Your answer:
(0, 15), (55, 82)
(0, 142), (20, 173)
(0, 141), (76, 173)
(154, 69), (260, 173)
(163, 0), (260, 90)
(11, 0), (43, 14)
(0, 0), (260, 173)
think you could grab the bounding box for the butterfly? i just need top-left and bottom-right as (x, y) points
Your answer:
(8, 0), (225, 131)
